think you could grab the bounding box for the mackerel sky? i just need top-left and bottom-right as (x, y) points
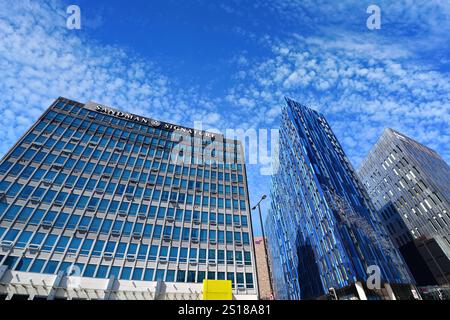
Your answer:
(0, 0), (449, 234)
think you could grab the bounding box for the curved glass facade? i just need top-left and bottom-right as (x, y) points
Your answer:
(265, 98), (412, 300)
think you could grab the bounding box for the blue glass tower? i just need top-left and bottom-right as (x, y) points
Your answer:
(0, 97), (258, 300)
(265, 98), (413, 300)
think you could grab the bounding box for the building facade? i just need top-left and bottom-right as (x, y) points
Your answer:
(265, 98), (414, 300)
(358, 128), (450, 286)
(254, 237), (272, 300)
(0, 97), (258, 300)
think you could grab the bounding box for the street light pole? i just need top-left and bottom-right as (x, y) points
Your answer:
(252, 195), (275, 300)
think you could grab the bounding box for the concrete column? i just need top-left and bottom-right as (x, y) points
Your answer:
(154, 280), (163, 300)
(0, 266), (10, 299)
(104, 275), (116, 300)
(0, 265), (7, 280)
(355, 281), (368, 300)
(47, 271), (65, 300)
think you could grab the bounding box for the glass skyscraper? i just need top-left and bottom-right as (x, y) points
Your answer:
(265, 98), (414, 300)
(358, 128), (450, 286)
(0, 97), (258, 300)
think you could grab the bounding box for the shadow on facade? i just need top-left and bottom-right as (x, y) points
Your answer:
(382, 202), (438, 286)
(295, 235), (324, 299)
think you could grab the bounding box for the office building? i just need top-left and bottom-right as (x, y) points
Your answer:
(265, 98), (415, 300)
(358, 128), (450, 286)
(0, 97), (258, 300)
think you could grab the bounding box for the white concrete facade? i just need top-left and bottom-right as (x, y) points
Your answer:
(0, 269), (257, 300)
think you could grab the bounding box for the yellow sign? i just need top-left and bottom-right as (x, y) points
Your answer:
(202, 280), (233, 300)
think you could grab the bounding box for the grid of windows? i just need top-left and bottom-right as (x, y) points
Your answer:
(0, 98), (257, 293)
(358, 128), (450, 286)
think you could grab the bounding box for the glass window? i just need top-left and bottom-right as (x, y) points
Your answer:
(187, 271), (196, 283)
(55, 212), (69, 228)
(132, 268), (143, 281)
(179, 247), (188, 263)
(92, 240), (105, 256)
(149, 245), (158, 261)
(107, 266), (119, 279)
(68, 237), (82, 254)
(43, 260), (59, 274)
(143, 224), (153, 238)
(3, 205), (21, 221)
(30, 232), (45, 245)
(153, 225), (162, 238)
(169, 247), (178, 262)
(116, 242), (127, 258)
(55, 236), (70, 253)
(30, 259), (45, 273)
(119, 267), (131, 280)
(176, 270), (186, 282)
(166, 270), (175, 282)
(3, 229), (20, 242)
(80, 239), (93, 255)
(155, 269), (165, 281)
(246, 273), (254, 288)
(144, 268), (154, 281)
(84, 264), (97, 278)
(197, 271), (205, 283)
(96, 265), (109, 278)
(15, 258), (32, 272)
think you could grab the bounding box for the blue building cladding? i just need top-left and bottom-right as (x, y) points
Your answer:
(265, 98), (412, 300)
(0, 97), (257, 296)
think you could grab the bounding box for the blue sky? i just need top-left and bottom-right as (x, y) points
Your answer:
(0, 0), (449, 235)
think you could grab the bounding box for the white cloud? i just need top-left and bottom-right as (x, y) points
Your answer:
(0, 0), (448, 221)
(0, 0), (240, 157)
(224, 32), (450, 167)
